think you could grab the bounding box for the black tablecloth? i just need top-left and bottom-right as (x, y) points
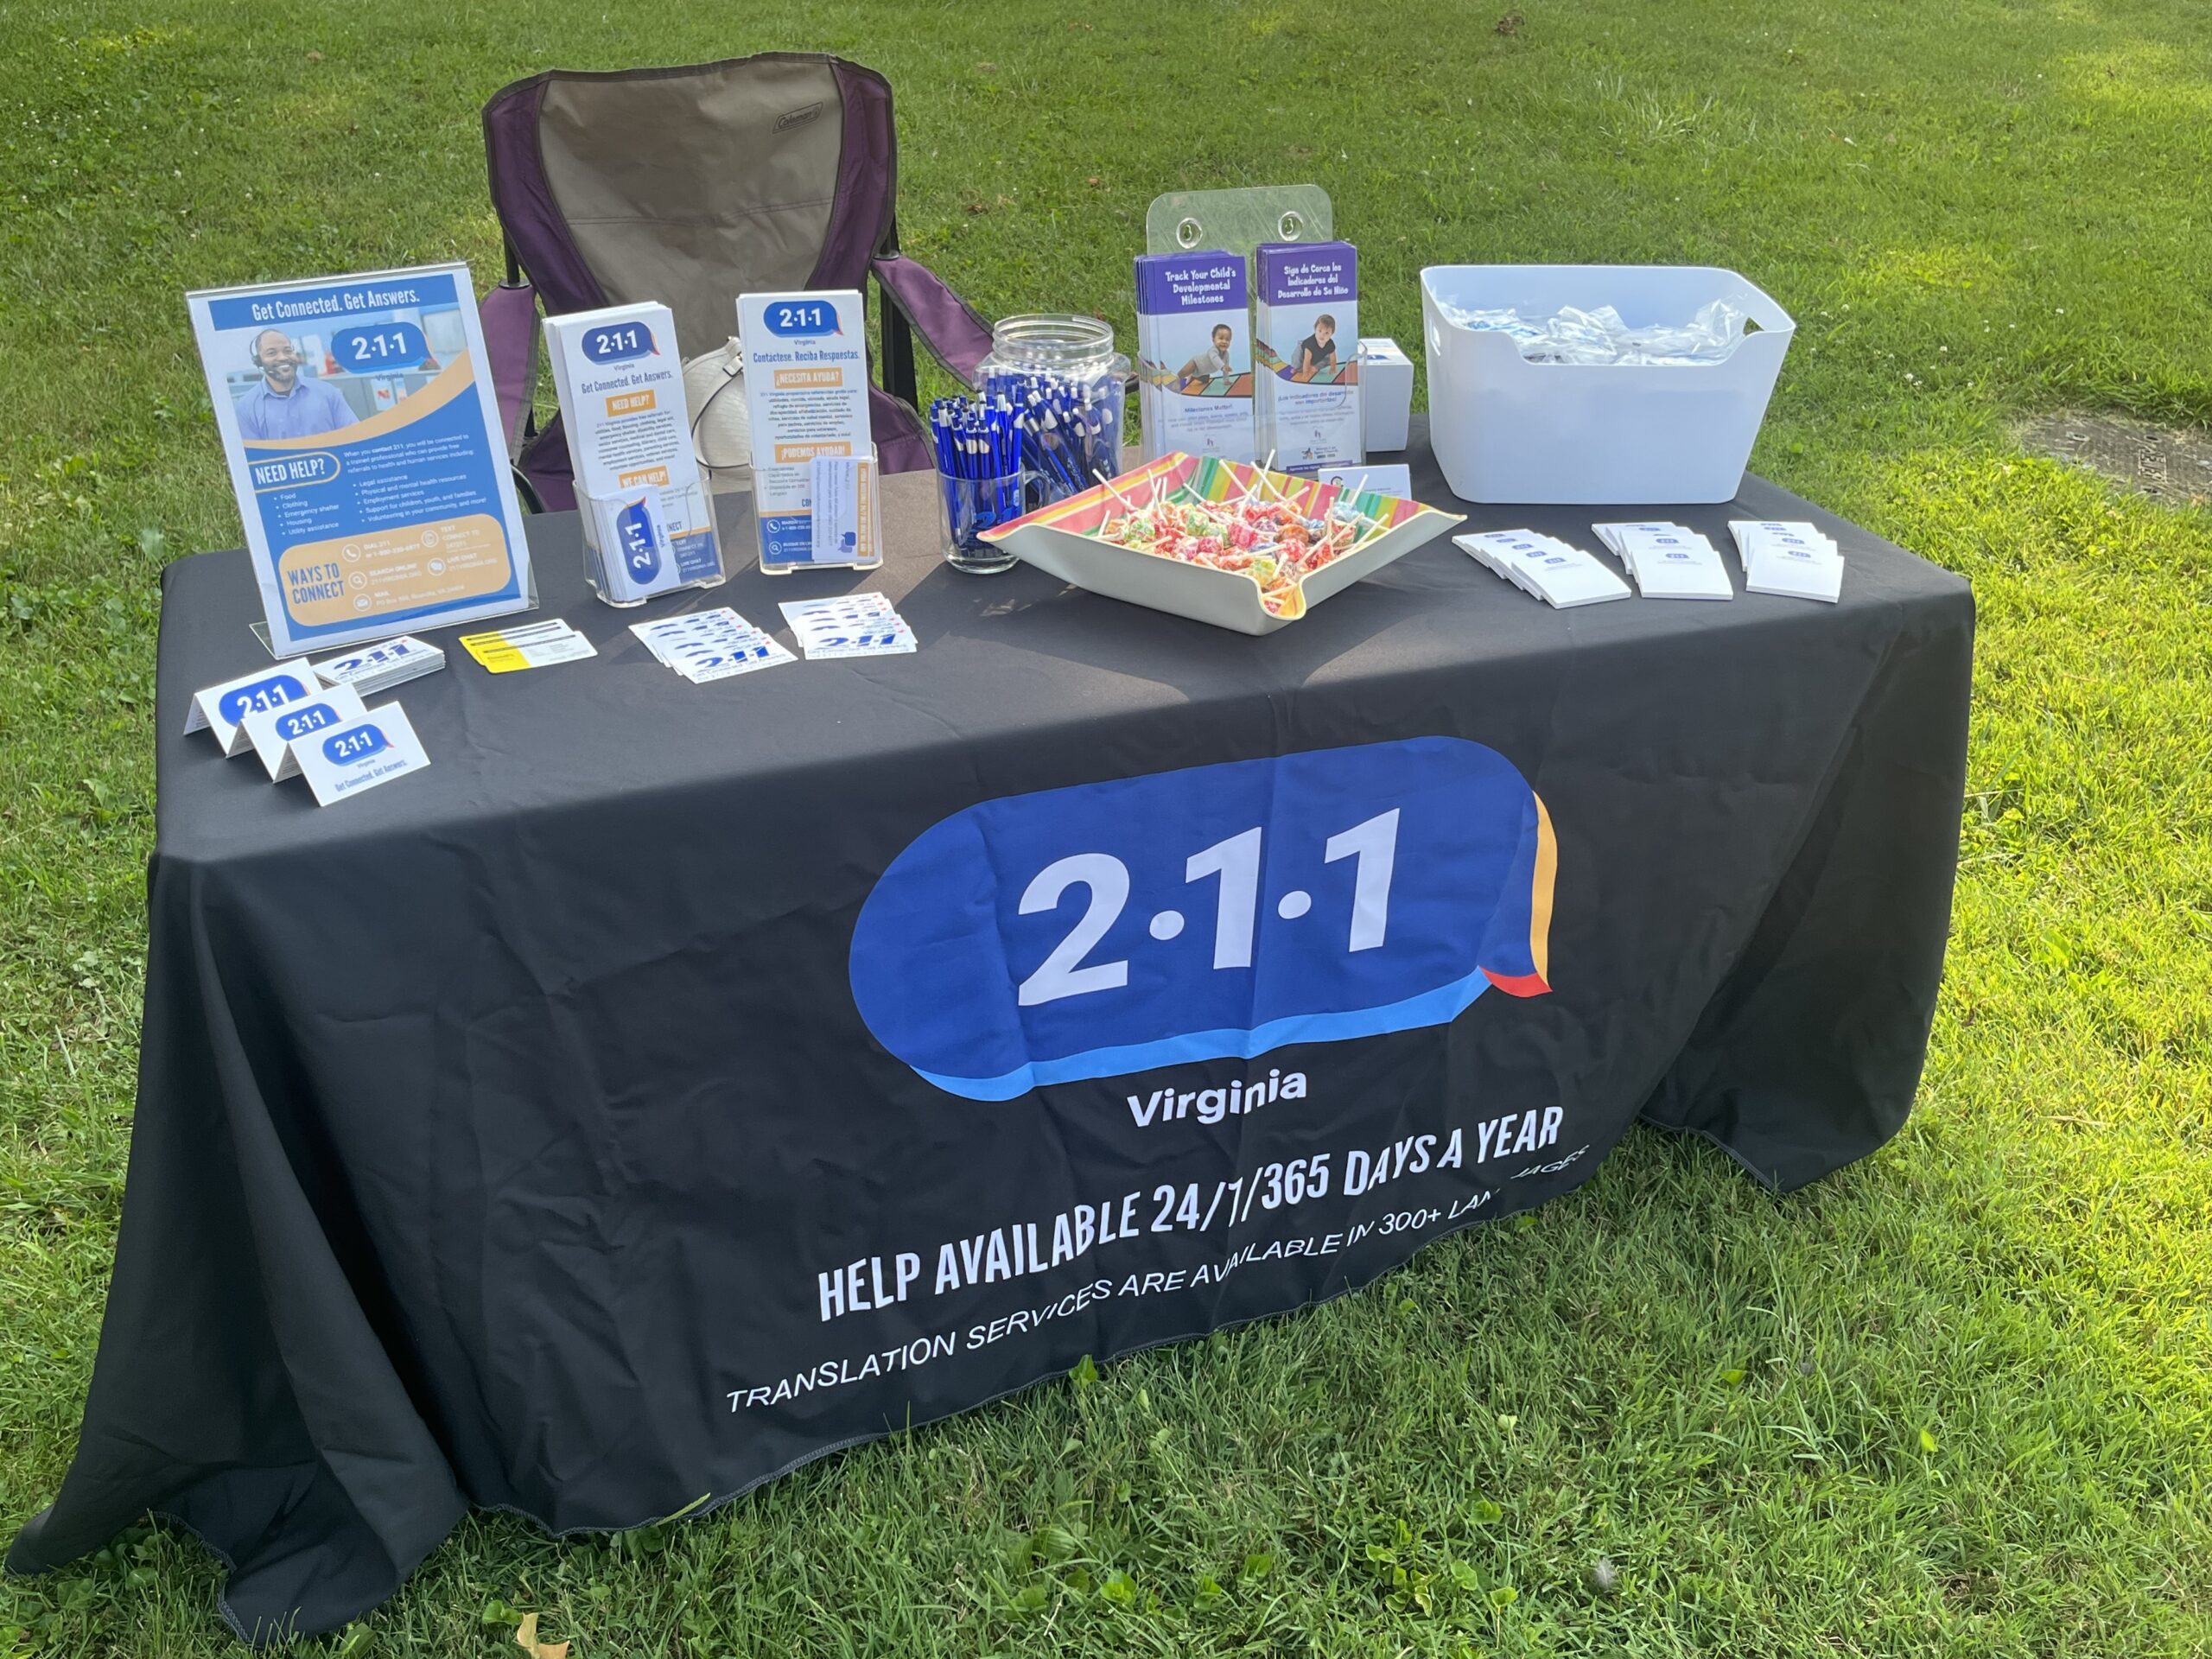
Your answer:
(8, 423), (1972, 1643)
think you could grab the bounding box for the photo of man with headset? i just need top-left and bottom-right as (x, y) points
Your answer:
(233, 328), (358, 441)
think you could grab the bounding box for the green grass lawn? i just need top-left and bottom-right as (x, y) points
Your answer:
(3, 0), (2210, 1653)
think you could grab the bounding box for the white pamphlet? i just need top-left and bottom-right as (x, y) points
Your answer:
(1599, 524), (1734, 601)
(1592, 521), (1687, 582)
(544, 302), (726, 603)
(736, 289), (874, 570)
(1731, 520), (1845, 602)
(1457, 531), (1630, 608)
(808, 454), (880, 565)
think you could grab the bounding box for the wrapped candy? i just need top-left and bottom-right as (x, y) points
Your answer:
(1092, 465), (1390, 617)
(1433, 296), (1751, 365)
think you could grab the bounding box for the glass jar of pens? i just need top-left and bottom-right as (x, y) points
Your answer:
(978, 315), (1131, 511)
(933, 315), (1130, 575)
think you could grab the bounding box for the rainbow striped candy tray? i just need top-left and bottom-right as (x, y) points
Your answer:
(979, 452), (1464, 636)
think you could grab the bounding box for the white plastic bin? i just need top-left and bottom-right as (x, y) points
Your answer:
(1421, 264), (1795, 504)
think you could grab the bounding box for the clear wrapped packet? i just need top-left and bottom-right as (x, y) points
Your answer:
(1434, 296), (1751, 365)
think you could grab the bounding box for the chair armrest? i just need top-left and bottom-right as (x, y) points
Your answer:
(870, 255), (992, 388)
(478, 279), (539, 458)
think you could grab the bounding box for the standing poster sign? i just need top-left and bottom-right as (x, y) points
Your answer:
(187, 263), (534, 658)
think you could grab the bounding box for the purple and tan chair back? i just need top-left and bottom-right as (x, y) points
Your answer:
(481, 54), (993, 510)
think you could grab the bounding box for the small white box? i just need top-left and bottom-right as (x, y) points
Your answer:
(1358, 338), (1414, 453)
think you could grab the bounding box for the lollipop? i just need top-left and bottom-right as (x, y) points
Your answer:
(1089, 472), (1385, 617)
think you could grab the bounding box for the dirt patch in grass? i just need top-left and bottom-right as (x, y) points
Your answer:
(2019, 411), (2212, 506)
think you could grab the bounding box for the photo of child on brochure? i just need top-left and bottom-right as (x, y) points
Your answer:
(1255, 312), (1360, 386)
(1144, 320), (1255, 396)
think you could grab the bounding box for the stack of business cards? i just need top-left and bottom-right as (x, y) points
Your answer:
(459, 619), (598, 673)
(1455, 531), (1631, 608)
(778, 594), (918, 660)
(311, 634), (446, 696)
(632, 607), (796, 683)
(1592, 522), (1735, 601)
(1729, 520), (1846, 603)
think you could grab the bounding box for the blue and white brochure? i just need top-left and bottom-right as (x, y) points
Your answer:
(187, 263), (534, 658)
(735, 289), (874, 571)
(544, 302), (725, 604)
(1135, 250), (1256, 464)
(1254, 240), (1362, 474)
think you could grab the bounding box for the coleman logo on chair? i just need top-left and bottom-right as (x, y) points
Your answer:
(849, 736), (1557, 1102)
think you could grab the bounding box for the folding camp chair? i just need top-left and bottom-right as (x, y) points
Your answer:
(480, 53), (993, 512)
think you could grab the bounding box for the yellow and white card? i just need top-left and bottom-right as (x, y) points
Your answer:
(458, 619), (597, 673)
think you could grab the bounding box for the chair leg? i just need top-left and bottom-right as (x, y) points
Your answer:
(511, 464), (546, 516)
(882, 297), (918, 407)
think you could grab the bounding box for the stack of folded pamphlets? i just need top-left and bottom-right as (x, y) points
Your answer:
(1592, 522), (1735, 601)
(778, 594), (918, 660)
(631, 607), (795, 683)
(1729, 520), (1846, 603)
(311, 634), (446, 695)
(1455, 531), (1631, 608)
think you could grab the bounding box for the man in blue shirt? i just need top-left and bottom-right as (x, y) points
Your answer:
(234, 330), (358, 441)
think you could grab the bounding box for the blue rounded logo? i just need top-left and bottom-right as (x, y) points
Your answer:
(760, 301), (841, 339)
(582, 321), (656, 364)
(217, 673), (308, 725)
(850, 737), (1557, 1101)
(322, 724), (390, 765)
(331, 321), (430, 373)
(616, 499), (661, 582)
(276, 702), (340, 741)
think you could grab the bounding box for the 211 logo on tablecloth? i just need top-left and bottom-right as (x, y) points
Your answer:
(849, 736), (1556, 1101)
